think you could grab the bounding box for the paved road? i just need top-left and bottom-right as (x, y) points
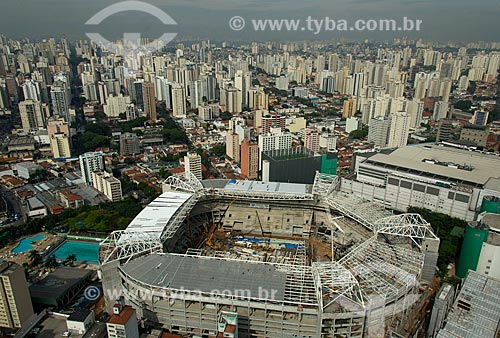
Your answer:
(0, 187), (24, 226)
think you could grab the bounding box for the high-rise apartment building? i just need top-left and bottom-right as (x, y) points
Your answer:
(143, 82), (157, 121)
(240, 138), (259, 180)
(120, 133), (140, 156)
(91, 171), (123, 202)
(171, 83), (186, 117)
(103, 95), (131, 118)
(21, 79), (41, 101)
(19, 99), (48, 131)
(189, 80), (202, 109)
(261, 115), (286, 134)
(234, 70), (250, 107)
(48, 117), (71, 158)
(303, 128), (321, 153)
(368, 117), (391, 147)
(226, 131), (241, 163)
(79, 152), (105, 184)
(51, 77), (71, 122)
(0, 260), (34, 329)
(184, 152), (202, 180)
(387, 112), (410, 148)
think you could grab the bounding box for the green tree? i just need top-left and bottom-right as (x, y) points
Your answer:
(349, 126), (369, 139)
(212, 144), (226, 156)
(158, 168), (172, 179)
(220, 111), (233, 121)
(66, 254), (77, 266)
(29, 250), (43, 267)
(454, 100), (472, 111)
(44, 255), (58, 269)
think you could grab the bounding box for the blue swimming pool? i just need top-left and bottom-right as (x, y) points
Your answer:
(12, 234), (45, 253)
(54, 241), (99, 264)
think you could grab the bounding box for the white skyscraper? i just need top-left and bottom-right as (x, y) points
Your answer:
(433, 101), (449, 122)
(189, 80), (203, 109)
(234, 70), (251, 108)
(103, 95), (131, 118)
(22, 79), (41, 101)
(387, 112), (410, 148)
(79, 152), (105, 184)
(368, 117), (391, 147)
(171, 83), (186, 117)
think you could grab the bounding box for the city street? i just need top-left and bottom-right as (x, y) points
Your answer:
(0, 187), (24, 226)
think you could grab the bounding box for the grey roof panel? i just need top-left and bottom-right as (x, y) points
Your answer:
(122, 253), (287, 301)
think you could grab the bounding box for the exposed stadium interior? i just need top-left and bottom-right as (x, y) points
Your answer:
(99, 172), (440, 338)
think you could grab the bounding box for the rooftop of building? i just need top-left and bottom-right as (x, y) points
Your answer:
(364, 144), (500, 186)
(107, 305), (136, 326)
(124, 191), (193, 235)
(16, 162), (42, 170)
(29, 267), (93, 301)
(67, 308), (93, 322)
(121, 253), (287, 302)
(437, 271), (500, 338)
(0, 259), (21, 275)
(60, 189), (83, 201)
(202, 179), (312, 195)
(8, 136), (35, 146)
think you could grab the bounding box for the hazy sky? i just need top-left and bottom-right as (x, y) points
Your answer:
(1, 0), (499, 42)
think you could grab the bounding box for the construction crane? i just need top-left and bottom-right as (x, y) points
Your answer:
(255, 211), (272, 251)
(206, 196), (240, 249)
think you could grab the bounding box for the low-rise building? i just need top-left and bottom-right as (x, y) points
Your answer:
(91, 171), (123, 202)
(106, 301), (139, 338)
(66, 308), (95, 335)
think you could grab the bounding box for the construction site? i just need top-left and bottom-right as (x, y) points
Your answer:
(98, 173), (440, 338)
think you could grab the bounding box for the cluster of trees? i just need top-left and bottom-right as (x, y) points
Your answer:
(121, 176), (161, 201)
(292, 96), (315, 108)
(220, 111), (233, 121)
(119, 116), (147, 133)
(62, 198), (144, 233)
(27, 250), (77, 270)
(349, 125), (369, 139)
(408, 207), (467, 276)
(160, 128), (189, 144)
(211, 144), (225, 157)
(454, 100), (473, 111)
(75, 123), (112, 153)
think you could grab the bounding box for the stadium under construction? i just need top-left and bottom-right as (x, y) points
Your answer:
(99, 172), (440, 338)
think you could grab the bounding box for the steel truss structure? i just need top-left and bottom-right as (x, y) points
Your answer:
(313, 261), (364, 311)
(99, 230), (162, 265)
(207, 187), (314, 201)
(312, 172), (340, 197)
(374, 213), (438, 248)
(165, 171), (204, 193)
(326, 193), (391, 231)
(100, 174), (440, 337)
